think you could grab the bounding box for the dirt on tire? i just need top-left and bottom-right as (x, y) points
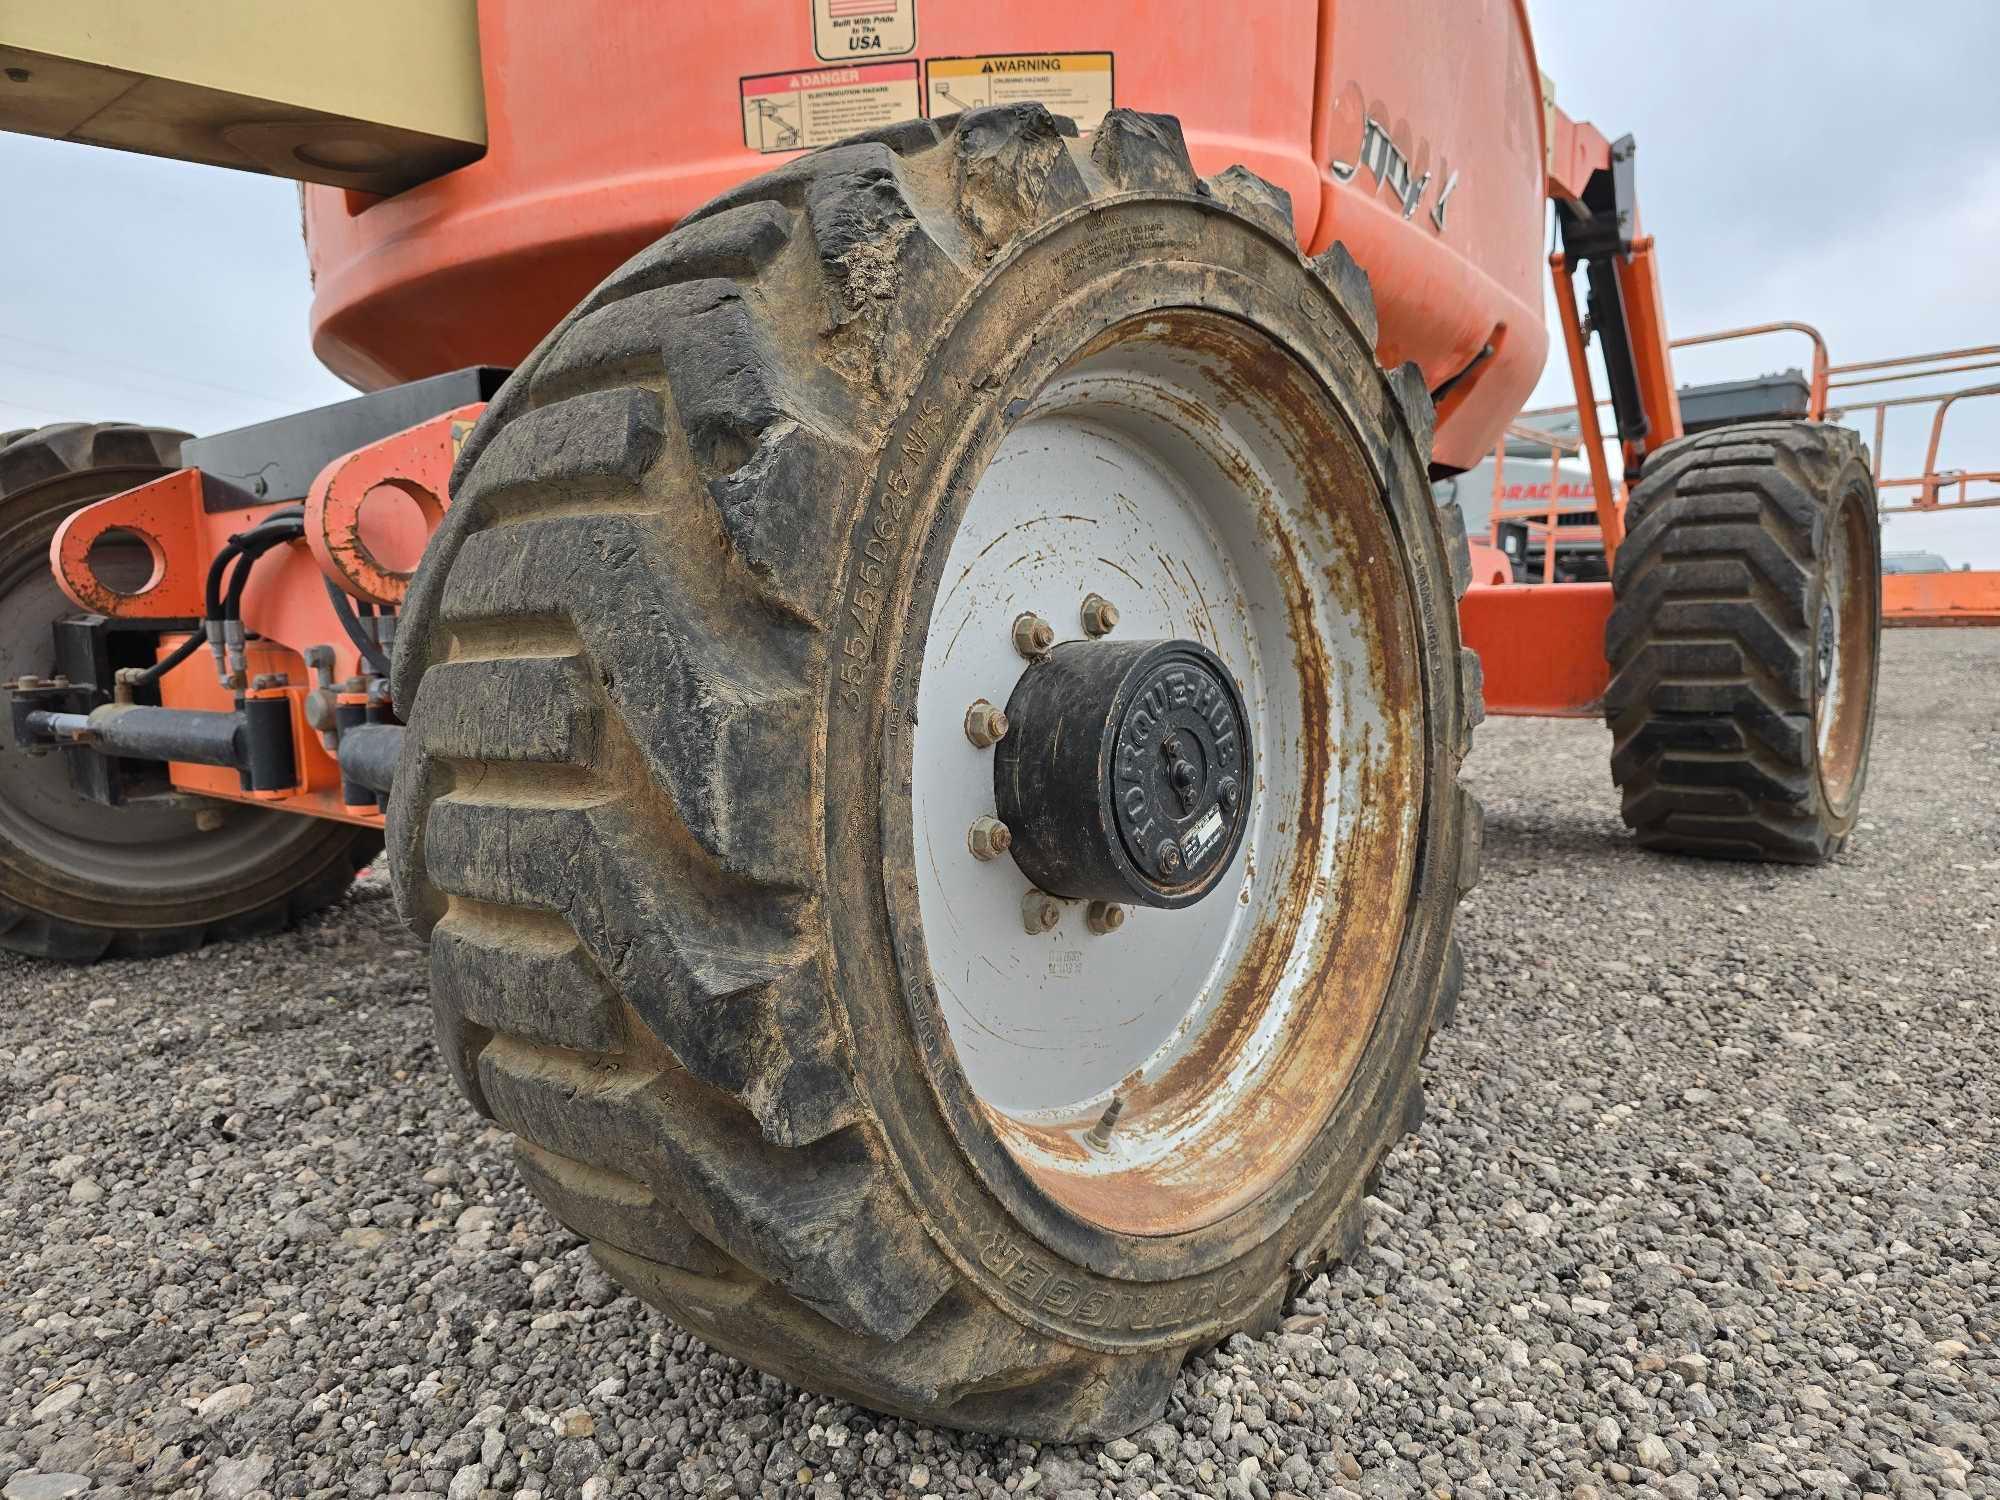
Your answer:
(389, 106), (1484, 1438)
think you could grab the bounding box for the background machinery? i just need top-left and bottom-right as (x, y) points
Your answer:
(0, 0), (1885, 1436)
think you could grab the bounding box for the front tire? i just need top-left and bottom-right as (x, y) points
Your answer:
(390, 107), (1483, 1438)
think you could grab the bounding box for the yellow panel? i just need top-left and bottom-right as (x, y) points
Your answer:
(0, 0), (484, 194)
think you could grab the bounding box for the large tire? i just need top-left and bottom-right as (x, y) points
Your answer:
(390, 107), (1483, 1438)
(0, 422), (379, 959)
(1605, 421), (1881, 861)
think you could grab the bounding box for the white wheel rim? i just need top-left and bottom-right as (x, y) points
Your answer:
(1814, 490), (1873, 809)
(909, 312), (1425, 1234)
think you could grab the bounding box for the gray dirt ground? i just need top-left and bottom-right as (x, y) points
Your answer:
(1, 628), (1994, 1500)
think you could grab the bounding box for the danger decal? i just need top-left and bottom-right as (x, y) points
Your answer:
(740, 61), (922, 153)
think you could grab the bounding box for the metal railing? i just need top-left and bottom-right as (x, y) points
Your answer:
(1488, 422), (1609, 584)
(1524, 324), (2000, 519)
(1821, 346), (2000, 514)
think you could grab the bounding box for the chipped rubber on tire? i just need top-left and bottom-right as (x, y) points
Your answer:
(1604, 421), (1881, 862)
(389, 107), (1483, 1438)
(0, 423), (381, 960)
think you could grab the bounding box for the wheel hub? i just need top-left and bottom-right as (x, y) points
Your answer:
(995, 638), (1252, 909)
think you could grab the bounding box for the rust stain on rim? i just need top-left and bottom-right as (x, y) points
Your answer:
(979, 308), (1425, 1236)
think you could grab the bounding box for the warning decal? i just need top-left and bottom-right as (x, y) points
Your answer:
(925, 52), (1114, 132)
(812, 0), (916, 61)
(741, 62), (920, 154)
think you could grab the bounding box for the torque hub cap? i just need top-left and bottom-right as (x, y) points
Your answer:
(995, 638), (1252, 908)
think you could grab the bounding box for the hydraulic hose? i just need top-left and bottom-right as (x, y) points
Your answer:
(146, 507), (307, 689)
(323, 576), (392, 678)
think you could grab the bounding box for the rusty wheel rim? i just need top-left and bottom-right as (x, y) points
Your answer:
(1814, 490), (1875, 812)
(909, 311), (1424, 1236)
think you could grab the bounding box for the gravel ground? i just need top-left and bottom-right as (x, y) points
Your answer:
(1, 627), (1994, 1500)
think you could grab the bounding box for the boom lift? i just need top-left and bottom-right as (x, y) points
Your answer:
(0, 1), (1883, 1437)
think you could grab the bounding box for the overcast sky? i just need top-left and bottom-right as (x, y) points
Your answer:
(2, 2), (1996, 561)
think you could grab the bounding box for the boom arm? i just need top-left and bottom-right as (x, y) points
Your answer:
(1545, 107), (1685, 558)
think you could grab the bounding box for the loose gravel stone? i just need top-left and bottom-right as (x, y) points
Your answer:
(0, 629), (1993, 1499)
(2, 1477), (90, 1500)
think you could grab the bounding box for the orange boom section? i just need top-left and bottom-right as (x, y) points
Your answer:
(302, 0), (1548, 470)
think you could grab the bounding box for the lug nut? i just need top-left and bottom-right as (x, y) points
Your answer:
(1021, 887), (1062, 934)
(1156, 838), (1184, 874)
(1080, 593), (1119, 637)
(1012, 612), (1056, 659)
(963, 699), (1010, 748)
(1085, 900), (1125, 935)
(968, 815), (1013, 862)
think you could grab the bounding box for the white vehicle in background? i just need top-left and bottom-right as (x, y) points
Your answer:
(1881, 550), (1963, 574)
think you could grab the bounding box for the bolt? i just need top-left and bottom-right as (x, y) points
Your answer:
(251, 672), (290, 691)
(963, 699), (1010, 748)
(13, 675), (39, 691)
(194, 807), (226, 832)
(967, 815), (1013, 862)
(1086, 900), (1125, 935)
(1021, 887), (1062, 934)
(1217, 776), (1240, 815)
(1012, 612), (1056, 659)
(1084, 1096), (1125, 1150)
(1080, 593), (1120, 637)
(1156, 837), (1184, 874)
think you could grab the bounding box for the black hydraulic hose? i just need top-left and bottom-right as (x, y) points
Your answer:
(152, 507), (306, 687)
(324, 576), (392, 678)
(203, 506), (304, 620)
(222, 519), (306, 623)
(204, 544), (238, 624)
(129, 627), (207, 687)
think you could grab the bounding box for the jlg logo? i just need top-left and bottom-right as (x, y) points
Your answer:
(1325, 81), (1460, 233)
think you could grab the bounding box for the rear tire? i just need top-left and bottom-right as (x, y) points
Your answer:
(0, 422), (379, 960)
(390, 107), (1483, 1438)
(1605, 421), (1881, 862)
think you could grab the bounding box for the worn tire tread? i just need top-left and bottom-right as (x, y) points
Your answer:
(392, 106), (1478, 1437)
(1604, 421), (1878, 863)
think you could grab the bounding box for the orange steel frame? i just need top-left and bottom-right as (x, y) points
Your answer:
(1457, 112), (1684, 717)
(41, 408), (474, 825)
